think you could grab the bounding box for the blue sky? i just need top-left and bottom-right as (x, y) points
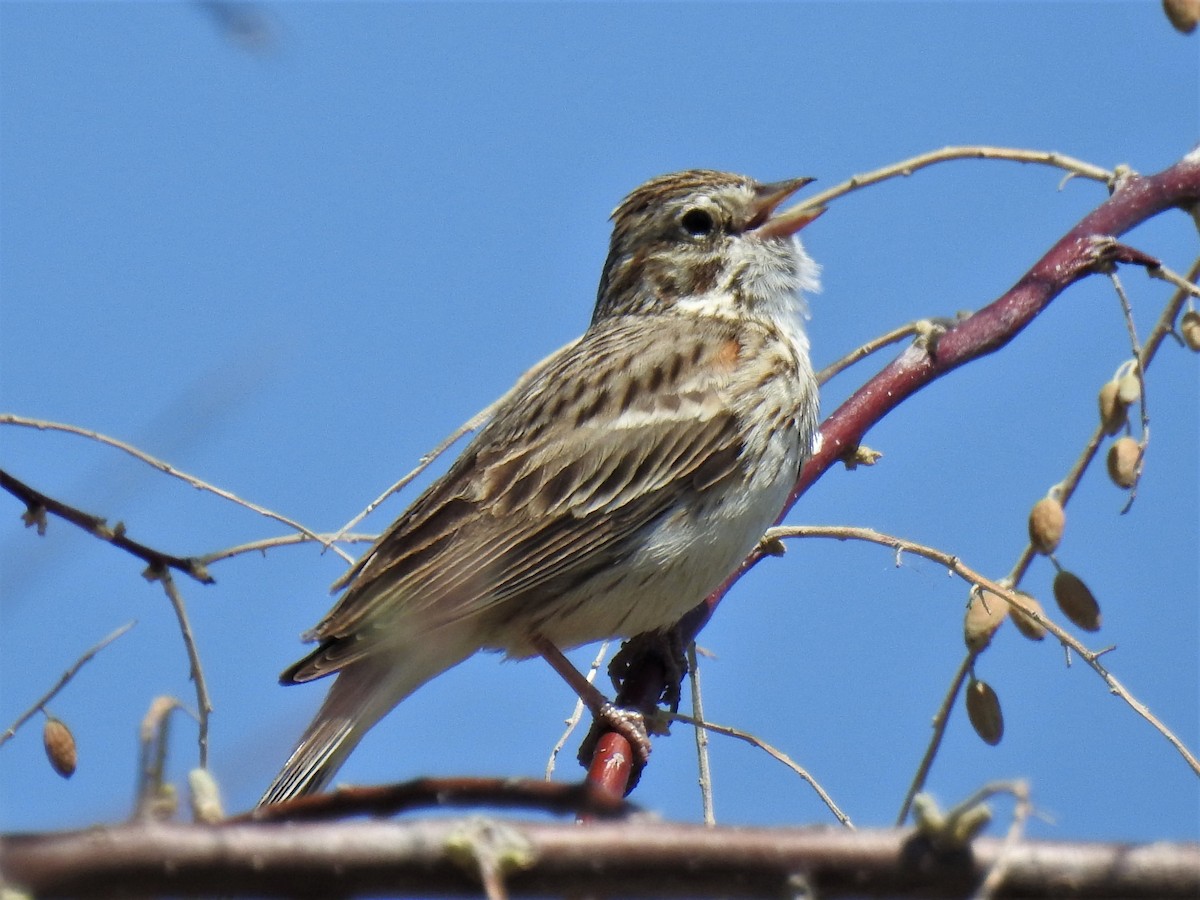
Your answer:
(2, 3), (1197, 842)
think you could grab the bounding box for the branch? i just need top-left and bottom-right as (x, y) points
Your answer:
(0, 622), (135, 749)
(2, 819), (1196, 898)
(795, 144), (1115, 215)
(764, 525), (1199, 778)
(0, 469), (214, 584)
(0, 414), (350, 563)
(669, 711), (853, 828)
(151, 568), (213, 768)
(239, 776), (633, 824)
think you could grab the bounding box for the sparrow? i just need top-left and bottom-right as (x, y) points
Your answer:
(259, 169), (822, 805)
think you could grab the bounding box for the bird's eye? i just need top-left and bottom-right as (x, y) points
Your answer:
(680, 208), (716, 237)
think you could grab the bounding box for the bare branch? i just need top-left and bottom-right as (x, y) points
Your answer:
(0, 622), (135, 749)
(151, 568), (212, 768)
(0, 469), (215, 584)
(670, 711), (852, 829)
(0, 415), (350, 563)
(896, 654), (975, 826)
(3, 818), (1196, 898)
(544, 641), (609, 782)
(686, 643), (716, 826)
(767, 525), (1200, 778)
(197, 532), (377, 566)
(790, 145), (1115, 218)
(327, 337), (582, 548)
(240, 776), (633, 824)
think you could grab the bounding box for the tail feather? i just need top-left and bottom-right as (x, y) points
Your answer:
(258, 633), (477, 807)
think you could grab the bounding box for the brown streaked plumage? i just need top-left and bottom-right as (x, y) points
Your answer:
(260, 170), (822, 805)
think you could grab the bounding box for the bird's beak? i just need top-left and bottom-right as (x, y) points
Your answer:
(750, 176), (825, 239)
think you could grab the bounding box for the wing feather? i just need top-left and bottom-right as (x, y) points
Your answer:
(288, 314), (755, 681)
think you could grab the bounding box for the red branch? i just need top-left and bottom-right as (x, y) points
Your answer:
(584, 149), (1200, 795)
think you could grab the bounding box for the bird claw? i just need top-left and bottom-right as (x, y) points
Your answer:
(596, 702), (653, 766)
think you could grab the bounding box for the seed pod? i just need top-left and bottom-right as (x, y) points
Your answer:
(1116, 369), (1141, 406)
(1163, 0), (1200, 34)
(1054, 569), (1102, 632)
(1010, 592), (1048, 641)
(1097, 380), (1126, 436)
(43, 717), (77, 778)
(964, 588), (1008, 652)
(966, 678), (1004, 745)
(1028, 497), (1065, 555)
(1106, 437), (1140, 489)
(1181, 310), (1200, 352)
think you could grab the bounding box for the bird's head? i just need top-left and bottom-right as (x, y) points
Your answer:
(593, 169), (823, 325)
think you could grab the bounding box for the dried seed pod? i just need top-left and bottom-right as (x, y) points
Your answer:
(1107, 436), (1141, 489)
(1054, 569), (1102, 632)
(964, 588), (1008, 652)
(1010, 592), (1048, 641)
(1028, 497), (1065, 555)
(1116, 369), (1141, 406)
(1097, 380), (1127, 436)
(966, 678), (1004, 746)
(1181, 310), (1200, 352)
(43, 717), (77, 778)
(1163, 0), (1200, 33)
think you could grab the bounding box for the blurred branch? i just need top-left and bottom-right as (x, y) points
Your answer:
(0, 415), (350, 563)
(241, 776), (632, 824)
(3, 819), (1197, 899)
(586, 147), (1200, 795)
(0, 468), (215, 584)
(0, 622), (135, 749)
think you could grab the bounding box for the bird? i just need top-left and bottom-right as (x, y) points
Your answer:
(259, 169), (823, 805)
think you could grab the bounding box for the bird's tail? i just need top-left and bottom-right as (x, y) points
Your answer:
(258, 634), (476, 807)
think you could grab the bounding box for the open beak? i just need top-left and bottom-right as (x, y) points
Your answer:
(750, 176), (825, 239)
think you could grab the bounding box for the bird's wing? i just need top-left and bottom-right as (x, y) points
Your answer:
(284, 313), (762, 682)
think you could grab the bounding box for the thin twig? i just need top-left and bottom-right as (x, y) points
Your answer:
(815, 321), (924, 385)
(544, 641), (609, 781)
(687, 642), (716, 826)
(0, 621), (136, 748)
(1149, 261), (1200, 298)
(767, 525), (1200, 778)
(151, 568), (212, 768)
(784, 145), (1114, 219)
(899, 256), (1200, 810)
(895, 653), (975, 826)
(971, 781), (1033, 900)
(329, 337), (581, 545)
(670, 712), (853, 829)
(0, 469), (215, 584)
(0, 414), (350, 564)
(1110, 270), (1150, 512)
(198, 532), (377, 566)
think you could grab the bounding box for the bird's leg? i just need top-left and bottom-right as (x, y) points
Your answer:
(607, 629), (689, 713)
(529, 632), (652, 765)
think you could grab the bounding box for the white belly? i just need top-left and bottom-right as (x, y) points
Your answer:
(506, 420), (802, 654)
